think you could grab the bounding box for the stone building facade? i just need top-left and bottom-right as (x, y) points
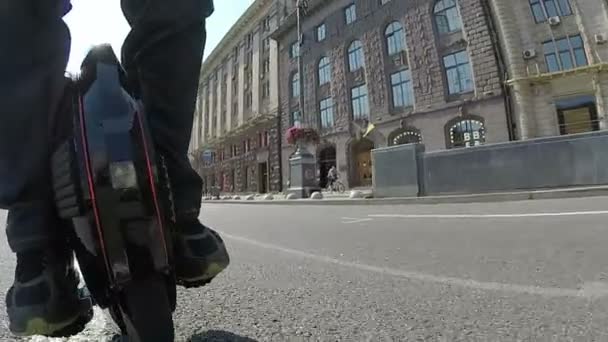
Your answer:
(274, 0), (510, 189)
(488, 0), (608, 139)
(190, 0), (283, 194)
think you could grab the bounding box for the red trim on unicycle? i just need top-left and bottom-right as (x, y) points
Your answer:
(134, 110), (169, 259)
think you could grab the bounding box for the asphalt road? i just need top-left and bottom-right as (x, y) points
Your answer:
(3, 196), (608, 341)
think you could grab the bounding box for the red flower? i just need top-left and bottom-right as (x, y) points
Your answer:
(286, 126), (320, 145)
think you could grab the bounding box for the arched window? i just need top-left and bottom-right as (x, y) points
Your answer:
(388, 128), (422, 146)
(348, 40), (365, 72)
(291, 72), (300, 98)
(318, 56), (332, 85)
(447, 117), (485, 148)
(385, 21), (406, 56)
(434, 0), (462, 34)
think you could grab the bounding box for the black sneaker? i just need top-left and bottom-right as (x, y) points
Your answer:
(6, 247), (93, 337)
(174, 221), (230, 288)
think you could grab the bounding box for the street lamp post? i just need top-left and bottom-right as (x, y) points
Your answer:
(286, 0), (321, 198)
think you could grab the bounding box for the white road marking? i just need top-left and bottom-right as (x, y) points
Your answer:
(221, 232), (608, 299)
(341, 217), (373, 224)
(29, 307), (111, 342)
(369, 210), (608, 219)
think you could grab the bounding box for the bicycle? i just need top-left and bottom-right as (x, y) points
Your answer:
(326, 179), (346, 193)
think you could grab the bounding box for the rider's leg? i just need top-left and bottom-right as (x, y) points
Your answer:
(120, 0), (229, 287)
(0, 1), (92, 337)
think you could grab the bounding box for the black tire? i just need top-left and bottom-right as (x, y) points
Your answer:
(115, 275), (174, 342)
(336, 181), (346, 194)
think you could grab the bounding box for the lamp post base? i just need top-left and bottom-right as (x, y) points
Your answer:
(287, 144), (321, 199)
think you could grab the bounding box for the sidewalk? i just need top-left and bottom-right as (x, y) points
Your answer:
(202, 185), (608, 206)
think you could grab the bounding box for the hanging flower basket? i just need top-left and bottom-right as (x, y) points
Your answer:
(286, 126), (320, 145)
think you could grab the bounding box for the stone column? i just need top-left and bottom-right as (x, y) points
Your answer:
(216, 68), (223, 137)
(335, 135), (350, 189)
(511, 82), (536, 139)
(488, 0), (537, 139)
(252, 31), (261, 116)
(207, 80), (215, 138)
(225, 59), (233, 130)
(595, 73), (608, 130)
(269, 39), (280, 114)
(200, 86), (207, 144)
(237, 45), (246, 126)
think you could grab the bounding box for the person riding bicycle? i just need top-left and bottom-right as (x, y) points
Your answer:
(0, 0), (229, 337)
(327, 166), (338, 190)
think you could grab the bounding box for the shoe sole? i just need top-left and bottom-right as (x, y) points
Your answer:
(177, 262), (227, 289)
(10, 300), (93, 338)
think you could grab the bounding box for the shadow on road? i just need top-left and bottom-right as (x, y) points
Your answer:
(189, 330), (259, 342)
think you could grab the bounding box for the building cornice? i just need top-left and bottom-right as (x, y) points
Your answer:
(506, 63), (608, 85)
(200, 0), (274, 82)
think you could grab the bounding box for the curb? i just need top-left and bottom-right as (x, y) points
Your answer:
(202, 186), (608, 206)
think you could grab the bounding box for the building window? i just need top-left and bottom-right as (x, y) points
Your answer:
(246, 34), (253, 49)
(385, 21), (406, 56)
(434, 0), (462, 34)
(258, 132), (269, 147)
(351, 84), (370, 121)
(543, 34), (588, 73)
(318, 56), (332, 85)
(317, 23), (327, 42)
(345, 4), (357, 25)
(262, 37), (270, 50)
(530, 0), (572, 23)
(291, 110), (302, 127)
(391, 70), (414, 108)
(291, 72), (300, 98)
(290, 41), (300, 59)
(232, 102), (238, 118)
(348, 40), (365, 72)
(388, 128), (422, 146)
(245, 91), (252, 108)
(556, 96), (599, 135)
(263, 16), (271, 31)
(231, 144), (238, 158)
(443, 50), (473, 95)
(262, 58), (270, 77)
(262, 81), (270, 99)
(320, 97), (335, 129)
(448, 118), (485, 148)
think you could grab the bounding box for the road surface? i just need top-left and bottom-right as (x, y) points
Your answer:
(2, 196), (608, 341)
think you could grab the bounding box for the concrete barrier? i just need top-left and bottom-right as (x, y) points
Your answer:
(372, 143), (424, 198)
(372, 131), (608, 198)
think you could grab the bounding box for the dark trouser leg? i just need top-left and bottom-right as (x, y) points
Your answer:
(121, 0), (207, 220)
(0, 1), (71, 252)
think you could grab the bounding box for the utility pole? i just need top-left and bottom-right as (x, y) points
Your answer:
(296, 0), (307, 128)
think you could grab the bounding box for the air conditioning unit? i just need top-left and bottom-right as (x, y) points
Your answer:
(548, 16), (561, 26)
(523, 49), (537, 60)
(595, 34), (607, 44)
(393, 50), (408, 66)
